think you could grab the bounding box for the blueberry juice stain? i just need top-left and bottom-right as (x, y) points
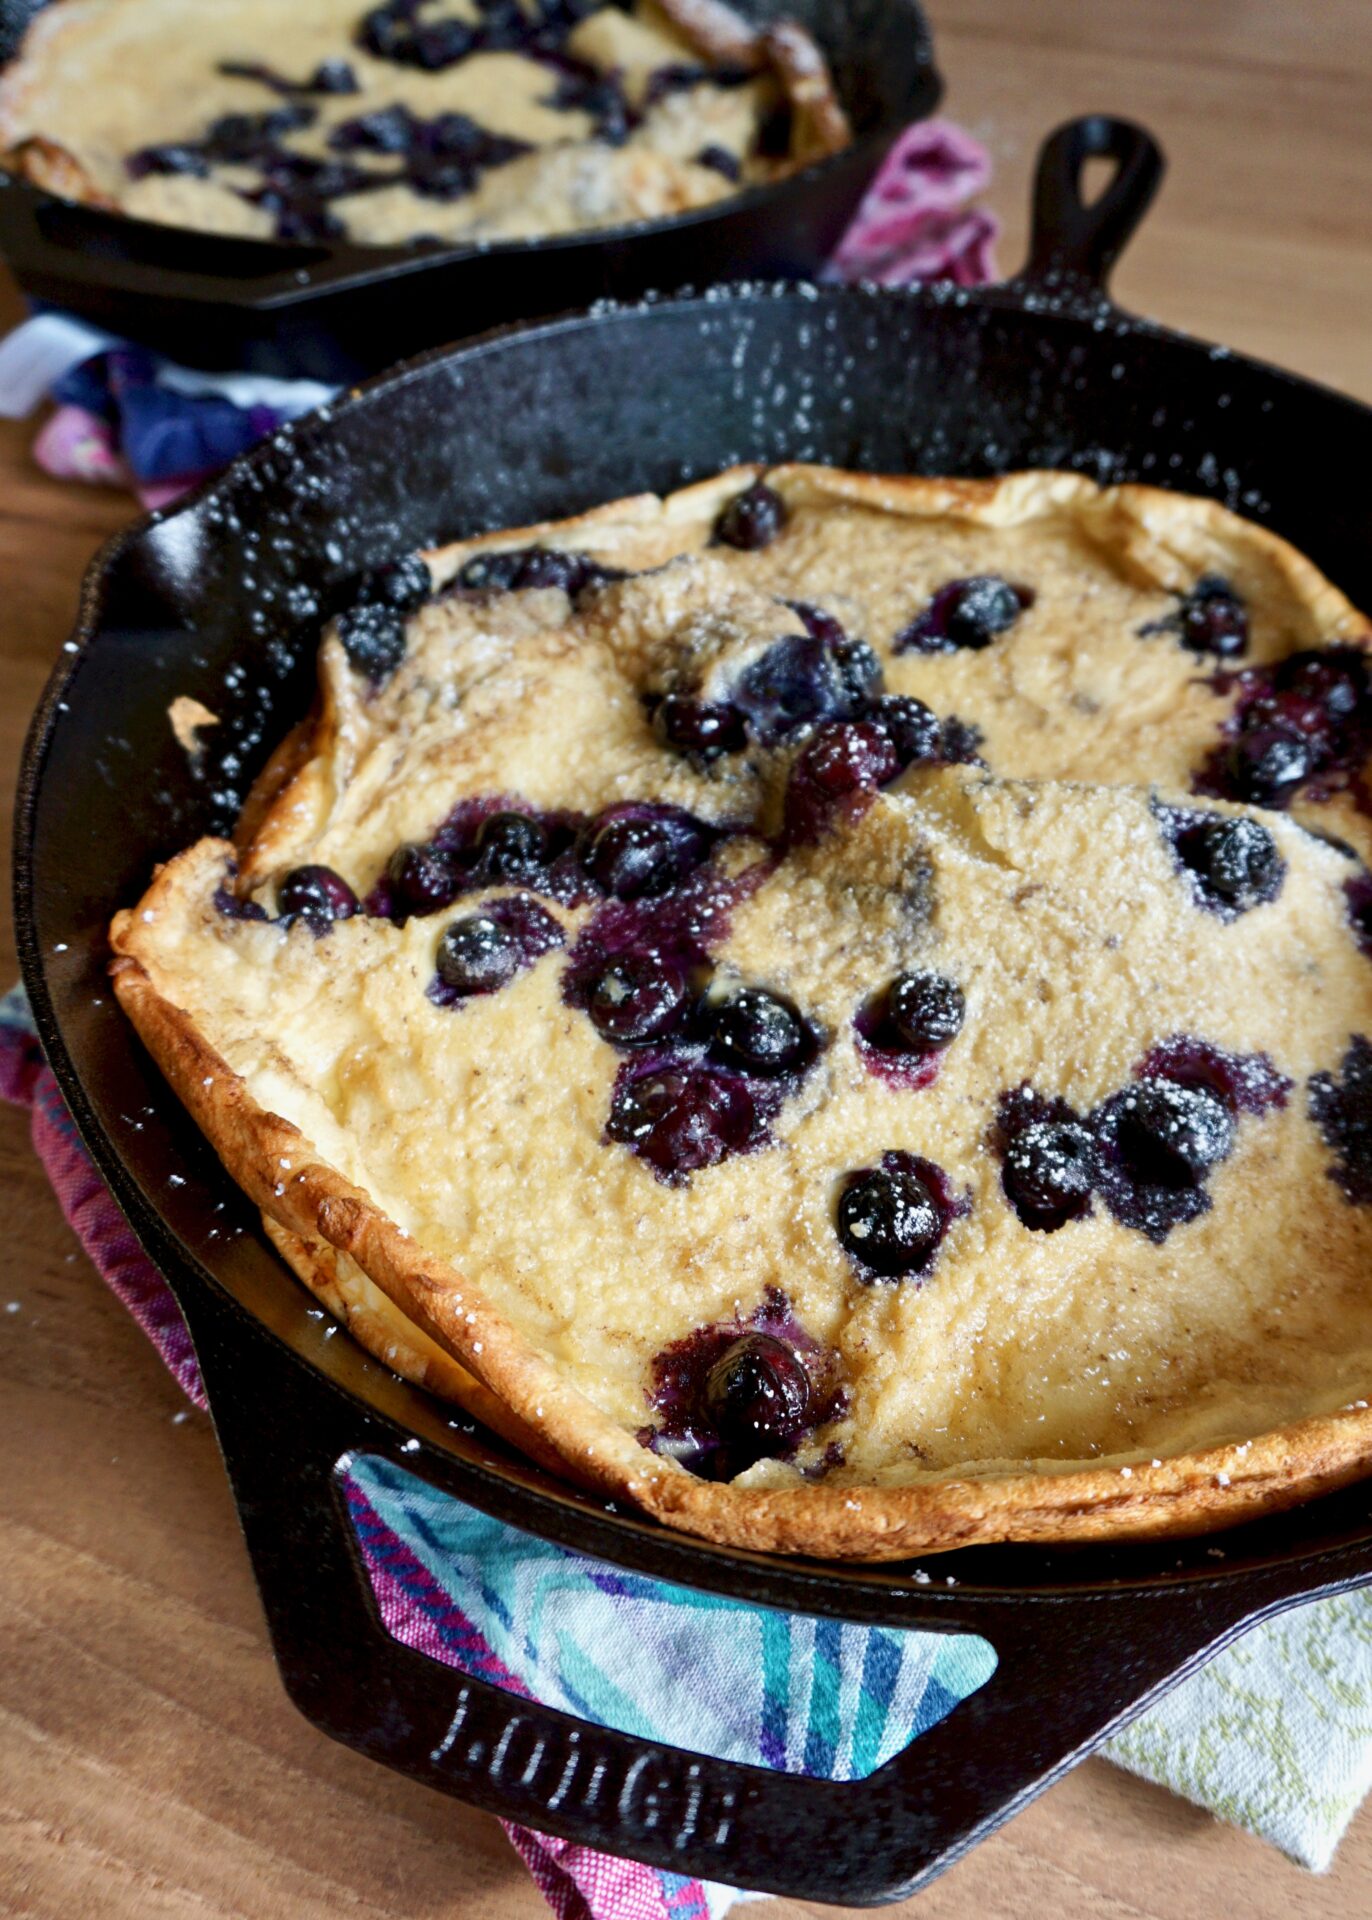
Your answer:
(640, 1288), (847, 1480)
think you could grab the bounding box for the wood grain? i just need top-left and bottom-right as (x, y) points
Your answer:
(2, 1), (1371, 1912)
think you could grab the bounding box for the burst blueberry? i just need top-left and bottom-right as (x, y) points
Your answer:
(1115, 1079), (1234, 1188)
(784, 720), (903, 843)
(126, 143), (212, 179)
(581, 809), (708, 900)
(386, 841), (458, 919)
(276, 864), (359, 932)
(607, 1064), (758, 1180)
(733, 635), (845, 745)
(1222, 725), (1312, 807)
(896, 576), (1033, 654)
(588, 954), (691, 1047)
(1310, 1035), (1372, 1204)
(704, 1333), (811, 1458)
(330, 104), (418, 153)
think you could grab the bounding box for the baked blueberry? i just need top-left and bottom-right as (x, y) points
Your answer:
(1115, 1079), (1234, 1187)
(870, 695), (943, 768)
(1185, 815), (1283, 910)
(581, 808), (709, 899)
(837, 1162), (944, 1277)
(886, 972), (965, 1051)
(1310, 1034), (1372, 1204)
(784, 719), (903, 843)
(938, 715), (986, 765)
(896, 576), (1033, 654)
(1220, 725), (1312, 807)
(1157, 803), (1286, 917)
(704, 1333), (811, 1456)
(643, 1291), (845, 1479)
(276, 864), (359, 932)
(784, 600), (848, 649)
(709, 987), (812, 1076)
(203, 103), (313, 157)
(714, 480), (786, 551)
(363, 553), (431, 612)
(832, 638), (884, 714)
(1178, 576), (1248, 658)
(1003, 1120), (1097, 1229)
(475, 810), (546, 880)
(454, 544), (623, 599)
(126, 143), (212, 179)
(1346, 874), (1372, 957)
(214, 884), (270, 923)
(217, 58), (360, 95)
(653, 693), (746, 760)
(387, 841), (458, 919)
(733, 635), (845, 745)
(436, 913), (517, 994)
(330, 104), (417, 153)
(543, 68), (632, 143)
(607, 1063), (758, 1180)
(588, 954), (691, 1046)
(337, 554), (430, 680)
(695, 143), (741, 180)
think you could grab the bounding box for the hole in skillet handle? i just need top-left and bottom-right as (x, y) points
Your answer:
(1016, 114), (1166, 307)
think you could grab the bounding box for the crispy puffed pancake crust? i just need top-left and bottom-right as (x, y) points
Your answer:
(111, 464), (1372, 1559)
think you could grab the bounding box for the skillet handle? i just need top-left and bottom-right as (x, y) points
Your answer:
(175, 1267), (1286, 1904)
(1017, 115), (1166, 300)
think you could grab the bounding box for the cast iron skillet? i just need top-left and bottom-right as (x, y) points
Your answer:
(16, 117), (1372, 1904)
(0, 0), (939, 380)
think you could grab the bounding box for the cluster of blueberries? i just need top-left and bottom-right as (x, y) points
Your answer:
(126, 0), (756, 242)
(1203, 646), (1372, 812)
(128, 80), (536, 242)
(995, 1037), (1291, 1245)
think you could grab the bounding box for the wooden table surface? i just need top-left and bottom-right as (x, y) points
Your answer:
(3, 2), (1371, 1913)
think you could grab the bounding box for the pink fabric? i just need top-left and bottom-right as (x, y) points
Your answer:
(829, 120), (998, 286)
(32, 403), (126, 487)
(31, 403), (211, 510)
(1, 1024), (206, 1408)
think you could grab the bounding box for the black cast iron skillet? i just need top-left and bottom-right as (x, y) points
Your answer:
(0, 0), (939, 381)
(16, 117), (1372, 1904)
